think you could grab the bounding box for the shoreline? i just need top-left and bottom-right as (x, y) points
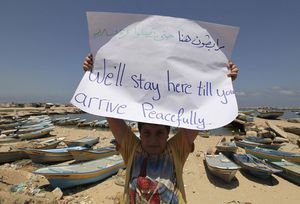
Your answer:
(0, 107), (300, 203)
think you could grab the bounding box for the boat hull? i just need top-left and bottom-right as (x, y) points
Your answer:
(34, 155), (125, 189)
(245, 147), (300, 164)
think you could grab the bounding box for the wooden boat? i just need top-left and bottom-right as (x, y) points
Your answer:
(238, 109), (255, 115)
(55, 118), (82, 126)
(68, 145), (118, 162)
(64, 136), (99, 147)
(235, 140), (283, 150)
(18, 126), (54, 140)
(283, 126), (300, 136)
(0, 137), (64, 163)
(267, 160), (300, 185)
(33, 154), (125, 189)
(216, 137), (238, 154)
(245, 136), (272, 144)
(91, 120), (109, 128)
(24, 146), (88, 164)
(257, 109), (284, 119)
(205, 153), (240, 183)
(245, 147), (300, 164)
(233, 154), (282, 179)
(77, 120), (98, 127)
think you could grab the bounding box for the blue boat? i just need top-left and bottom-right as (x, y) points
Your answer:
(245, 147), (300, 164)
(233, 154), (282, 179)
(235, 140), (283, 150)
(268, 160), (300, 185)
(33, 155), (125, 189)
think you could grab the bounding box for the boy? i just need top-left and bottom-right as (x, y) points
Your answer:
(83, 54), (238, 203)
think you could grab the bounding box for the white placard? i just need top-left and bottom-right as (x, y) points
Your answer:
(71, 12), (240, 130)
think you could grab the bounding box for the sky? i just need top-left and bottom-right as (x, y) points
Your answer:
(0, 0), (299, 108)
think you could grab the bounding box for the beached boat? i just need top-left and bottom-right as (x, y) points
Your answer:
(216, 137), (238, 155)
(64, 136), (99, 147)
(24, 146), (88, 164)
(205, 153), (240, 183)
(68, 145), (118, 162)
(77, 120), (98, 127)
(244, 136), (273, 144)
(0, 137), (64, 163)
(91, 120), (109, 128)
(235, 140), (283, 150)
(245, 147), (300, 164)
(267, 160), (300, 185)
(33, 154), (125, 189)
(257, 109), (284, 119)
(55, 118), (83, 126)
(17, 126), (54, 140)
(233, 154), (282, 179)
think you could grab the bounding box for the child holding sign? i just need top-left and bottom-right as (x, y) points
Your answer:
(83, 54), (238, 203)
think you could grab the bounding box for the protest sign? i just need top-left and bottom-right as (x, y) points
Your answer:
(71, 12), (239, 130)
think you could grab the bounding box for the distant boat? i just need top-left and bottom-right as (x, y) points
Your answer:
(235, 140), (283, 150)
(244, 136), (273, 144)
(257, 109), (284, 119)
(91, 120), (109, 128)
(245, 147), (300, 164)
(55, 118), (82, 126)
(64, 136), (99, 147)
(33, 154), (125, 189)
(68, 145), (118, 162)
(216, 137), (238, 155)
(77, 120), (98, 127)
(233, 153), (282, 179)
(0, 137), (64, 163)
(24, 146), (88, 163)
(267, 160), (300, 185)
(205, 153), (240, 183)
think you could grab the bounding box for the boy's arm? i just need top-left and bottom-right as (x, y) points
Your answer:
(106, 117), (130, 145)
(177, 128), (198, 146)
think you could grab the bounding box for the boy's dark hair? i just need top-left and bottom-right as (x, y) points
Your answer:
(138, 122), (171, 134)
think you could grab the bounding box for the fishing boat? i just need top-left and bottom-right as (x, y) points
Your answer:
(33, 154), (125, 189)
(24, 146), (88, 163)
(244, 136), (273, 144)
(233, 153), (282, 179)
(18, 126), (54, 140)
(68, 145), (118, 162)
(55, 118), (83, 126)
(216, 137), (238, 155)
(77, 120), (98, 127)
(245, 147), (300, 164)
(91, 120), (109, 128)
(0, 137), (64, 163)
(257, 109), (284, 119)
(64, 136), (99, 147)
(205, 153), (240, 183)
(235, 140), (283, 150)
(267, 160), (300, 185)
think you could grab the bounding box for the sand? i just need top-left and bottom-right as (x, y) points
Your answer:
(0, 119), (300, 204)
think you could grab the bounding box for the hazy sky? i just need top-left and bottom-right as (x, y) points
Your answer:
(0, 0), (299, 107)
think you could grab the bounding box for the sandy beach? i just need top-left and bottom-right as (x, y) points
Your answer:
(0, 115), (300, 204)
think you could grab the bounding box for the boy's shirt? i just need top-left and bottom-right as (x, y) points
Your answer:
(118, 128), (194, 204)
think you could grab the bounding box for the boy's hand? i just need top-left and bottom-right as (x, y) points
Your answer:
(83, 53), (93, 72)
(227, 61), (239, 81)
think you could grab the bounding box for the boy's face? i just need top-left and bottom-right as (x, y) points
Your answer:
(140, 123), (169, 155)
